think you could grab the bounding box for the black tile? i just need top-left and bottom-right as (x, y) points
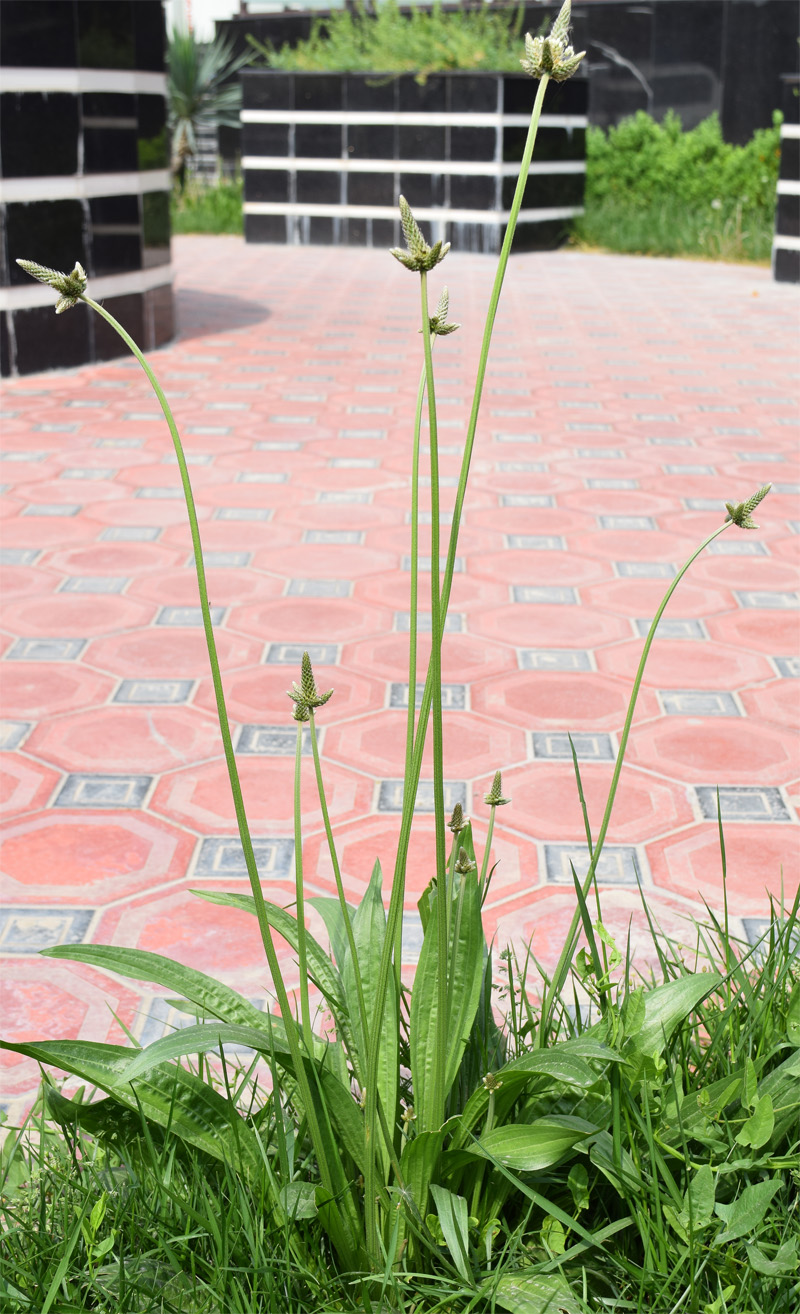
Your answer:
(141, 191), (170, 251)
(92, 292), (144, 360)
(296, 124), (342, 157)
(371, 218), (397, 249)
(450, 126), (497, 162)
(295, 74), (343, 111)
(346, 124), (396, 160)
(242, 71), (292, 112)
(450, 175), (497, 210)
(398, 76), (446, 113)
(246, 213), (287, 243)
(89, 194), (139, 226)
(774, 248), (800, 284)
(132, 0), (165, 74)
(345, 75), (397, 112)
(511, 217), (572, 252)
(0, 93), (79, 177)
(137, 93), (168, 170)
(243, 123), (290, 156)
(84, 125), (138, 173)
(12, 303), (91, 374)
(541, 75), (588, 117)
(309, 216), (334, 244)
(245, 170), (290, 203)
(502, 172), (583, 210)
(398, 126), (446, 162)
(348, 172), (394, 207)
(776, 195), (800, 239)
(781, 137), (800, 183)
(0, 311), (10, 378)
(296, 170), (341, 205)
(345, 218), (368, 246)
(1, 0), (77, 68)
(448, 73), (499, 114)
(7, 200), (87, 285)
(586, 4), (652, 65)
(77, 0), (135, 69)
(91, 230), (141, 277)
(82, 92), (133, 117)
(503, 74), (537, 116)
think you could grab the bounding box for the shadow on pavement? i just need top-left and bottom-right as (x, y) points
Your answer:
(175, 286), (271, 340)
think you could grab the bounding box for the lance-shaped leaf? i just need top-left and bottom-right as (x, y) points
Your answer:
(465, 1115), (597, 1172)
(450, 1047), (600, 1152)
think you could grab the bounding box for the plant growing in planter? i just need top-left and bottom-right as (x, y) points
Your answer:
(4, 6), (797, 1311)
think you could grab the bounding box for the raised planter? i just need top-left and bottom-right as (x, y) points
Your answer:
(772, 74), (799, 284)
(241, 70), (587, 253)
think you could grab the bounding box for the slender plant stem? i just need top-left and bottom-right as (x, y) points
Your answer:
(478, 808), (497, 897)
(80, 295), (363, 1263)
(537, 519), (733, 1045)
(293, 724), (312, 1050)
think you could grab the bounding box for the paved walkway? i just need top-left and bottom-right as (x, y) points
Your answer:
(1, 236), (798, 1121)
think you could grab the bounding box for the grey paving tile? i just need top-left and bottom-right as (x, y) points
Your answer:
(735, 591), (799, 609)
(771, 656), (800, 678)
(338, 429), (385, 439)
(237, 472), (289, 483)
(136, 487), (183, 499)
(544, 844), (643, 884)
(683, 498), (723, 511)
(390, 683), (466, 710)
(519, 649), (592, 671)
(156, 606), (226, 626)
(378, 780), (467, 813)
(54, 773), (153, 808)
(265, 642), (339, 665)
(649, 436), (694, 445)
(255, 440), (301, 450)
(585, 478), (638, 489)
(497, 462), (546, 472)
(329, 458), (379, 468)
(660, 690), (741, 716)
(237, 725), (311, 755)
(60, 576), (129, 594)
(707, 540), (768, 555)
(6, 638), (86, 660)
(60, 468), (116, 480)
(506, 535), (566, 550)
(0, 547), (41, 565)
(214, 508), (273, 521)
(635, 618), (707, 639)
(574, 447), (620, 458)
(304, 530), (364, 545)
(533, 731), (615, 760)
(0, 450), (47, 462)
(616, 562), (676, 578)
(318, 490), (372, 503)
(500, 494), (554, 507)
(695, 786), (792, 823)
(95, 437), (144, 448)
(493, 432), (541, 443)
(0, 720), (33, 749)
(513, 586), (578, 605)
(0, 908), (95, 954)
(114, 679), (194, 704)
(394, 612), (465, 633)
(23, 504), (81, 516)
(100, 527), (161, 542)
(599, 515), (657, 530)
(663, 465), (716, 475)
(188, 551), (252, 568)
(403, 556), (464, 572)
(286, 579), (351, 598)
(737, 452), (784, 462)
(193, 836), (294, 878)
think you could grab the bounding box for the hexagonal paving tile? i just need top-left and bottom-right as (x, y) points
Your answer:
(629, 717), (796, 784)
(471, 668), (660, 730)
(0, 662), (114, 718)
(597, 638), (772, 689)
(26, 706), (222, 774)
(86, 627), (263, 679)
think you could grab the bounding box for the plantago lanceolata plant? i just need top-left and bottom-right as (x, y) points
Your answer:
(7, 6), (794, 1309)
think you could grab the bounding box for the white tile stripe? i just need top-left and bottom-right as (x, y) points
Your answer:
(244, 201), (582, 223)
(1, 67), (167, 95)
(243, 155), (585, 177)
(241, 109), (587, 129)
(780, 123), (800, 139)
(777, 179), (800, 196)
(0, 170), (171, 204)
(773, 234), (800, 251)
(0, 265), (174, 312)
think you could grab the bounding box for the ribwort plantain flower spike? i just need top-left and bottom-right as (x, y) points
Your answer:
(520, 0), (585, 82)
(16, 258), (87, 313)
(425, 286), (459, 338)
(484, 770), (510, 808)
(455, 850), (476, 875)
(287, 651), (333, 718)
(448, 803), (466, 833)
(724, 483), (772, 530)
(390, 196), (450, 273)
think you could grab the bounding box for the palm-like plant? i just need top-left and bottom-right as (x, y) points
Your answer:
(167, 29), (249, 189)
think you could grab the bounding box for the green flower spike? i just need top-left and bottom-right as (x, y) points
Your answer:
(724, 483), (772, 530)
(16, 258), (87, 314)
(448, 803), (466, 833)
(390, 196), (450, 273)
(425, 286), (459, 338)
(287, 651), (334, 719)
(454, 849), (476, 875)
(484, 770), (510, 808)
(521, 0), (585, 82)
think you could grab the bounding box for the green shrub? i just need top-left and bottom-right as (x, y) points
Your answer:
(575, 109), (782, 263)
(171, 179), (243, 235)
(248, 0), (528, 77)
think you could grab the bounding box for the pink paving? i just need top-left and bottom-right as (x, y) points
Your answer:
(1, 235), (799, 1121)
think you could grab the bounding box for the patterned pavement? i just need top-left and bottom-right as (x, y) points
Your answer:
(1, 235), (798, 1121)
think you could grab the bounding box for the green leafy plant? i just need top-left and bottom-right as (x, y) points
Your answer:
(573, 109), (782, 263)
(248, 0), (528, 79)
(167, 29), (250, 189)
(6, 5), (796, 1309)
(171, 177), (244, 235)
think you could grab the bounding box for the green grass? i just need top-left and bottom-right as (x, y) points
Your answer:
(3, 890), (799, 1312)
(571, 196), (775, 264)
(171, 179), (243, 236)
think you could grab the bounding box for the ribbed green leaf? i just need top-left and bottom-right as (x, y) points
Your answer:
(43, 943), (268, 1030)
(468, 1116), (597, 1171)
(340, 858), (397, 1176)
(307, 896), (356, 970)
(410, 865), (484, 1132)
(0, 1038), (261, 1171)
(635, 972), (721, 1057)
(489, 1270), (585, 1314)
(429, 1183), (471, 1282)
(399, 1128), (445, 1230)
(451, 1048), (599, 1151)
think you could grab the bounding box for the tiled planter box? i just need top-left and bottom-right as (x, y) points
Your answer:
(241, 70), (587, 253)
(772, 74), (799, 284)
